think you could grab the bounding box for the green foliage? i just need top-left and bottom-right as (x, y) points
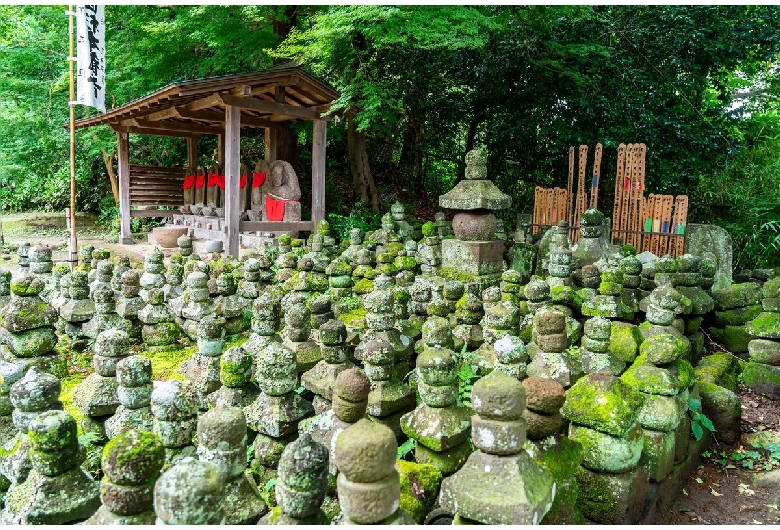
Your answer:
(456, 346), (482, 408)
(705, 441), (780, 471)
(78, 431), (104, 479)
(397, 437), (417, 461)
(688, 398), (716, 441)
(325, 199), (381, 244)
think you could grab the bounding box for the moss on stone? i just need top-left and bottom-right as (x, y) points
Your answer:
(436, 268), (477, 283)
(396, 460), (442, 524)
(149, 345), (194, 382)
(338, 309), (367, 328)
(533, 437), (585, 524)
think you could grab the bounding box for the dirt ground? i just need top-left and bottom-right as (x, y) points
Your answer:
(667, 384), (780, 525)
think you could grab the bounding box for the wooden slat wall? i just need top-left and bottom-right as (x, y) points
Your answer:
(129, 165), (186, 207)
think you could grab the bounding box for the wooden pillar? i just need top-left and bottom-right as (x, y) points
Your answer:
(312, 119), (327, 228)
(217, 134), (225, 170)
(224, 105), (241, 257)
(117, 130), (133, 245)
(264, 126), (277, 162)
(187, 137), (198, 171)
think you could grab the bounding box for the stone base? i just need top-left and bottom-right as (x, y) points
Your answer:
(0, 467), (100, 525)
(439, 451), (556, 525)
(575, 465), (649, 524)
(441, 239), (504, 276)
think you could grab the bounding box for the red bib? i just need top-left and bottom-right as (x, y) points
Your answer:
(183, 175), (195, 190)
(253, 172), (266, 188)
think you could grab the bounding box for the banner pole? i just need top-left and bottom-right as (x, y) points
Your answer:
(68, 5), (78, 269)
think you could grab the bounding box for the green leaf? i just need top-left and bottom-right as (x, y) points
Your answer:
(689, 398), (702, 413)
(691, 420), (704, 441)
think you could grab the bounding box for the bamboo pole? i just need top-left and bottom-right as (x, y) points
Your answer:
(67, 5), (78, 268)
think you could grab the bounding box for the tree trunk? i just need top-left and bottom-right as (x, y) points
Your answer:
(347, 115), (380, 213)
(101, 148), (119, 205)
(272, 6), (300, 170)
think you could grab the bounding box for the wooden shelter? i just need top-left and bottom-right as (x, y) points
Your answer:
(73, 65), (339, 256)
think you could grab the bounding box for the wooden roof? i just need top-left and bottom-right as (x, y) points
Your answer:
(72, 65), (340, 137)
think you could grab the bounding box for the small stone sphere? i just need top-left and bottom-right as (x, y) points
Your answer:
(10, 367), (61, 412)
(154, 457), (224, 525)
(197, 406), (247, 448)
(471, 369), (526, 421)
(333, 369), (371, 404)
(481, 286), (501, 303)
(277, 433), (329, 493)
(584, 316), (612, 340)
(522, 376), (566, 415)
(102, 429), (165, 486)
(220, 347), (253, 387)
(524, 278), (550, 301)
(94, 329), (130, 358)
(28, 409), (78, 452)
(416, 348), (457, 386)
(334, 418), (396, 483)
(116, 355), (153, 387)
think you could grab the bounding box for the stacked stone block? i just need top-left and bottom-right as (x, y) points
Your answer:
(196, 406), (267, 524)
(260, 434), (330, 525)
(72, 329), (129, 439)
(302, 318), (353, 413)
(115, 270), (144, 341)
(0, 410), (100, 524)
(151, 380), (199, 469)
(105, 355), (154, 439)
(527, 307), (577, 387)
(207, 345), (260, 409)
(179, 315), (225, 408)
(580, 316), (624, 375)
(1, 274), (66, 379)
(214, 272), (246, 336)
(180, 270), (216, 341)
(400, 346), (472, 475)
(334, 418), (414, 524)
(138, 287), (181, 352)
(620, 333), (693, 483)
(244, 342), (314, 486)
(744, 276), (780, 398)
(139, 247), (166, 302)
(522, 376), (566, 441)
(439, 370), (556, 525)
(86, 429), (164, 525)
(561, 373), (648, 524)
(60, 269), (95, 341)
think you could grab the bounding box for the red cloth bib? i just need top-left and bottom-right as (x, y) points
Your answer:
(265, 194), (298, 222)
(216, 175), (225, 190)
(240, 175), (248, 189)
(207, 173), (220, 188)
(253, 172), (266, 188)
(183, 175), (195, 190)
(195, 175), (205, 189)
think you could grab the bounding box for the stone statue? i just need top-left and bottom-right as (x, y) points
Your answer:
(262, 160), (301, 222)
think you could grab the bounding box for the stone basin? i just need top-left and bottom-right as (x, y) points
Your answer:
(152, 227), (189, 248)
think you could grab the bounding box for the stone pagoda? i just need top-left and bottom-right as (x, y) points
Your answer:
(438, 149), (511, 292)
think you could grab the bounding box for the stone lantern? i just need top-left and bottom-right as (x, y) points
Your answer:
(438, 149), (511, 291)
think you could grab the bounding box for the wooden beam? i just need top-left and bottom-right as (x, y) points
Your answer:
(186, 93), (224, 111)
(187, 137), (198, 171)
(219, 93), (333, 121)
(224, 105), (241, 257)
(312, 119), (327, 228)
(265, 126), (277, 162)
(175, 107), (275, 128)
(130, 119), (225, 136)
(110, 124), (203, 139)
(117, 131), (133, 245)
(239, 221), (315, 233)
(144, 107), (181, 121)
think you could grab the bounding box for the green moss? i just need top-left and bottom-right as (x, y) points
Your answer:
(338, 309), (367, 328)
(352, 278), (374, 295)
(535, 437), (586, 524)
(746, 311), (780, 338)
(396, 460), (442, 524)
(561, 373), (644, 437)
(148, 345), (195, 382)
(742, 361), (780, 387)
(60, 372), (86, 420)
(421, 221), (437, 237)
(436, 268), (476, 283)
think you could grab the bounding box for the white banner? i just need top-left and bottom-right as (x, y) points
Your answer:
(76, 5), (106, 113)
